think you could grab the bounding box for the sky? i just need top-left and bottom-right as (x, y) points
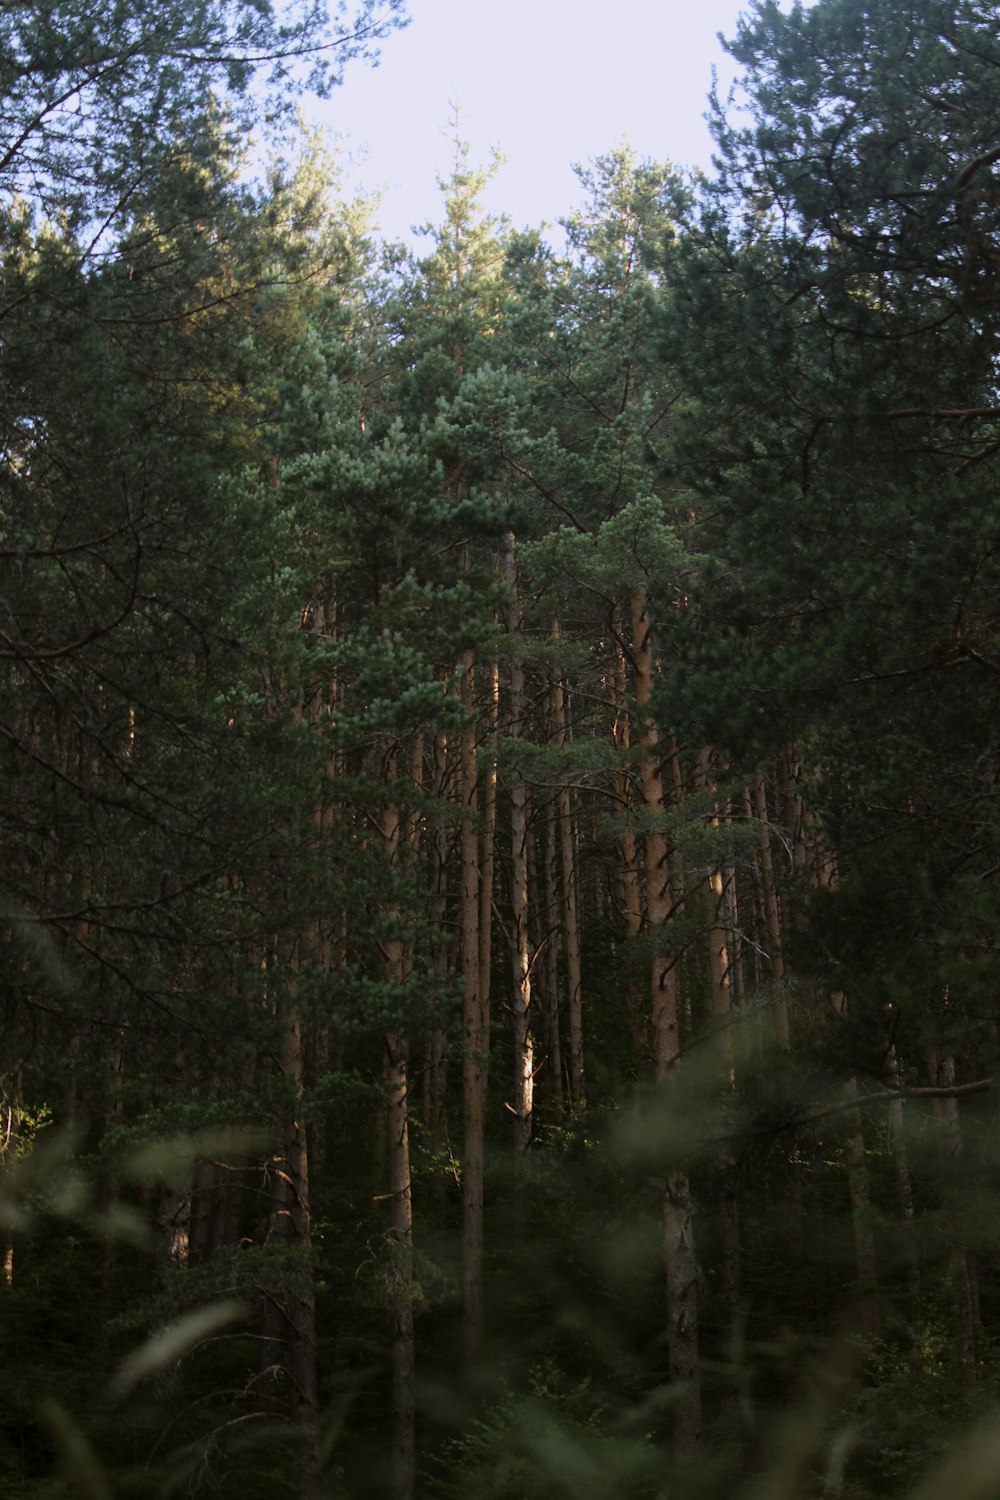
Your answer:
(310, 0), (754, 245)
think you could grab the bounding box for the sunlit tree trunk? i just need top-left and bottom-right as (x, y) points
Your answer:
(155, 1072), (193, 1281)
(507, 534), (533, 1157)
(698, 751), (733, 1048)
(1, 1073), (19, 1287)
(723, 831), (744, 1011)
(550, 625), (584, 1105)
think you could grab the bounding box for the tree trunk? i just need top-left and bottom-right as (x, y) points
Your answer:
(753, 775), (789, 1045)
(386, 1024), (415, 1500)
(380, 783), (416, 1500)
(507, 534), (533, 1157)
(840, 1072), (881, 1338)
(542, 783), (564, 1111)
(880, 1044), (918, 1305)
(461, 645), (488, 1368)
(98, 1035), (126, 1354)
(424, 732), (451, 1162)
(630, 587), (701, 1453)
(262, 969), (319, 1458)
(548, 618), (587, 1104)
(550, 635), (584, 1106)
(1, 1075), (19, 1287)
(612, 637), (646, 1067)
(151, 1148), (193, 1398)
(479, 657), (499, 1036)
(700, 753), (741, 1415)
(928, 1048), (979, 1369)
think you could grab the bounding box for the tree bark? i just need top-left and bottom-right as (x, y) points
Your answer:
(267, 973), (319, 1429)
(479, 657), (499, 1033)
(550, 630), (584, 1105)
(928, 1048), (979, 1369)
(753, 775), (790, 1045)
(380, 783), (416, 1500)
(699, 753), (741, 1415)
(386, 1024), (415, 1500)
(542, 783), (564, 1110)
(460, 645), (488, 1368)
(630, 586), (701, 1453)
(423, 732), (451, 1161)
(1, 1074), (19, 1287)
(887, 1046), (919, 1305)
(839, 1071), (881, 1338)
(612, 636), (646, 1066)
(507, 534), (533, 1158)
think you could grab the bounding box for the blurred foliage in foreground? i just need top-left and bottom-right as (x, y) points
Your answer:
(4, 1110), (1000, 1500)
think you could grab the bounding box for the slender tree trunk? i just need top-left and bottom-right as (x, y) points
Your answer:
(156, 1164), (192, 1279)
(752, 775), (789, 1045)
(151, 1113), (193, 1398)
(699, 753), (741, 1413)
(479, 658), (499, 1031)
(928, 1048), (979, 1369)
(741, 785), (765, 1010)
(386, 1024), (415, 1500)
(630, 587), (701, 1453)
(723, 834), (744, 1010)
(708, 942), (741, 1339)
(779, 748), (809, 880)
(702, 837), (733, 1048)
(310, 587), (344, 1194)
(783, 760), (873, 1299)
(98, 1035), (125, 1353)
(840, 1072), (881, 1337)
(507, 534), (533, 1158)
(263, 966), (319, 1457)
(550, 629), (584, 1105)
(214, 1154), (247, 1250)
(424, 733), (451, 1159)
(542, 785), (564, 1111)
(1, 1074), (19, 1287)
(188, 1157), (217, 1262)
(613, 638), (646, 1067)
(380, 782), (416, 1500)
(461, 644), (488, 1368)
(887, 1047), (919, 1305)
(801, 804), (881, 1338)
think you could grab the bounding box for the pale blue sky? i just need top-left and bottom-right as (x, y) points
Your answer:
(312, 0), (755, 243)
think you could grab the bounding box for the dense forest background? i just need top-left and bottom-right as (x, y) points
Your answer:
(4, 1), (1000, 1496)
